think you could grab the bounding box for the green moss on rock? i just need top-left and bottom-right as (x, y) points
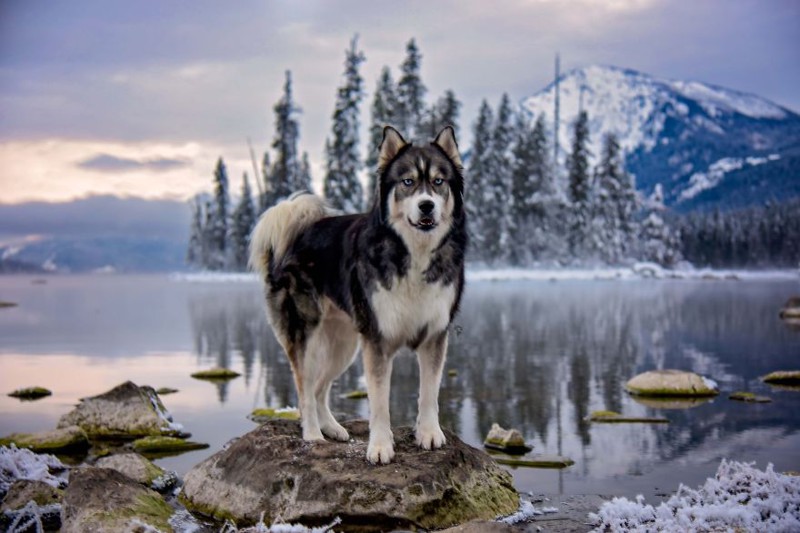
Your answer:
(587, 410), (670, 423)
(132, 436), (209, 456)
(483, 423), (532, 454)
(492, 453), (575, 469)
(249, 407), (300, 423)
(343, 389), (368, 399)
(0, 425), (89, 454)
(156, 387), (179, 395)
(729, 391), (772, 403)
(191, 368), (241, 380)
(626, 370), (719, 397)
(8, 386), (52, 400)
(762, 370), (800, 386)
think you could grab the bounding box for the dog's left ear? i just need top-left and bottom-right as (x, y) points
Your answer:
(433, 126), (463, 169)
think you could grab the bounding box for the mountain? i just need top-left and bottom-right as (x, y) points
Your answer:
(522, 65), (800, 212)
(0, 196), (190, 273)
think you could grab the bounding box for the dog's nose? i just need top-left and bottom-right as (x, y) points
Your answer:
(419, 200), (435, 215)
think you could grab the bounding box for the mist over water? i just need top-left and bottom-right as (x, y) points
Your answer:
(0, 274), (798, 498)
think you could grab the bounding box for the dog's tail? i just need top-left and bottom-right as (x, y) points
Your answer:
(248, 191), (330, 277)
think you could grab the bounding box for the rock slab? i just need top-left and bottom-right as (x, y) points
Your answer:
(57, 381), (185, 438)
(180, 419), (519, 531)
(626, 370), (719, 397)
(0, 425), (89, 454)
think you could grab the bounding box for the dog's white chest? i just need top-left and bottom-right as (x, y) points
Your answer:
(370, 271), (455, 345)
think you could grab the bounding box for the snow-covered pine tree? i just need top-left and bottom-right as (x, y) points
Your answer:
(465, 100), (494, 262)
(201, 200), (215, 269)
(298, 152), (313, 192)
(592, 132), (624, 263)
(483, 93), (515, 263)
(420, 89), (462, 141)
(365, 67), (397, 206)
(231, 173), (257, 271)
(509, 113), (554, 263)
(186, 196), (205, 268)
(259, 151), (273, 213)
(396, 38), (426, 139)
(271, 70), (301, 200)
(323, 35), (366, 213)
(566, 110), (592, 258)
(208, 157), (230, 270)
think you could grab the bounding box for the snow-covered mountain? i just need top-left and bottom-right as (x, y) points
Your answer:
(522, 65), (800, 212)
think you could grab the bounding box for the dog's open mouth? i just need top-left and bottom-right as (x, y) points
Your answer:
(409, 216), (437, 231)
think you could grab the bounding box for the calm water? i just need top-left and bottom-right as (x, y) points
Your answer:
(1, 274), (798, 500)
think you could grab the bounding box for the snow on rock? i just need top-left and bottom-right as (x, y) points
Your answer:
(498, 499), (558, 524)
(589, 460), (800, 532)
(678, 154), (779, 202)
(0, 445), (67, 495)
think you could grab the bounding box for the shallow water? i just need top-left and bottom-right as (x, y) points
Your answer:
(0, 274), (798, 500)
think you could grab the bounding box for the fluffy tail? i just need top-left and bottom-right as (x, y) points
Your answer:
(248, 192), (331, 277)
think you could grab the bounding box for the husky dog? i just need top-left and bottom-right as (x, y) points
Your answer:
(249, 126), (466, 464)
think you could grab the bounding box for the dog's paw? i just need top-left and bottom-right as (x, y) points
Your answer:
(302, 428), (326, 442)
(366, 436), (395, 465)
(321, 421), (349, 442)
(416, 423), (446, 450)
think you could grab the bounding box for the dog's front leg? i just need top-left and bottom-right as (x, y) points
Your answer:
(363, 341), (395, 464)
(415, 330), (447, 450)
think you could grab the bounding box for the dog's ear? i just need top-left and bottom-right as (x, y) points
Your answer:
(378, 126), (408, 171)
(433, 126), (463, 169)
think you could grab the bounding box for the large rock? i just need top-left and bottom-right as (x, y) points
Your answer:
(61, 467), (173, 533)
(0, 479), (63, 531)
(0, 426), (89, 454)
(626, 370), (719, 397)
(57, 381), (186, 438)
(180, 419), (519, 531)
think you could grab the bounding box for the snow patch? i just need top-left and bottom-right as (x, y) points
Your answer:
(678, 154), (780, 201)
(498, 499), (559, 524)
(0, 445), (67, 495)
(589, 460), (800, 532)
(220, 514), (342, 533)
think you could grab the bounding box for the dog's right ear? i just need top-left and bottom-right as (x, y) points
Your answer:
(378, 126), (407, 171)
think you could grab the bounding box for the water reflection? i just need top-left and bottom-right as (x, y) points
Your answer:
(184, 279), (800, 495)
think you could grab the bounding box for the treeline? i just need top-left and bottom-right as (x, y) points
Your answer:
(186, 36), (796, 272)
(677, 199), (800, 268)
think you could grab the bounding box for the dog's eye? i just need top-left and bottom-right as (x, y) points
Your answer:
(402, 178), (414, 187)
(433, 178), (444, 186)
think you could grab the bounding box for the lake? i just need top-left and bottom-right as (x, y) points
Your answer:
(1, 274), (798, 501)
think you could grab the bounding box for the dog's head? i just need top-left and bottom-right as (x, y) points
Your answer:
(375, 126), (464, 246)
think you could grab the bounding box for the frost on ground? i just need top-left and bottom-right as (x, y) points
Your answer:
(589, 460), (800, 532)
(498, 499), (559, 524)
(219, 515), (342, 533)
(0, 445), (67, 495)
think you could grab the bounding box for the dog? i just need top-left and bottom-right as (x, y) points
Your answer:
(248, 126), (467, 464)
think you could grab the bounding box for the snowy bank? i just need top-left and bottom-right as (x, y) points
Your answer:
(171, 265), (798, 284)
(589, 460), (800, 532)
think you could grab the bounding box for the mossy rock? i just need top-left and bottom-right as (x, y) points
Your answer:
(132, 436), (209, 457)
(156, 387), (179, 395)
(586, 410), (670, 424)
(625, 370), (719, 397)
(343, 389), (368, 399)
(0, 301), (18, 308)
(1, 479), (64, 511)
(0, 425), (89, 454)
(61, 467), (173, 532)
(729, 391), (772, 403)
(249, 407), (300, 423)
(191, 368), (241, 381)
(491, 453), (574, 469)
(8, 386), (52, 400)
(447, 369), (459, 377)
(762, 370), (800, 386)
(95, 452), (178, 492)
(779, 297), (800, 319)
(483, 423), (532, 454)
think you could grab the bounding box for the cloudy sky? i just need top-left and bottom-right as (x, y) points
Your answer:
(1, 0), (798, 204)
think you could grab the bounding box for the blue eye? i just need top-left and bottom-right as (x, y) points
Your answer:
(402, 178), (414, 187)
(433, 178), (444, 186)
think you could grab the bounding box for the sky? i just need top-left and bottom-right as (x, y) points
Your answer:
(1, 0), (798, 204)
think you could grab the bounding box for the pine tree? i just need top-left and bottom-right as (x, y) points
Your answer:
(323, 36), (366, 213)
(566, 110), (592, 257)
(187, 196), (205, 268)
(366, 67), (398, 206)
(231, 173), (257, 271)
(208, 157), (230, 270)
(396, 38), (426, 139)
(509, 113), (553, 263)
(484, 93), (515, 263)
(298, 152), (313, 192)
(420, 90), (462, 140)
(465, 100), (494, 262)
(259, 151), (273, 212)
(592, 133), (625, 263)
(271, 70), (301, 200)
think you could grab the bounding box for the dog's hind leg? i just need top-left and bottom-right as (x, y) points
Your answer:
(363, 340), (396, 464)
(312, 314), (359, 442)
(415, 330), (448, 450)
